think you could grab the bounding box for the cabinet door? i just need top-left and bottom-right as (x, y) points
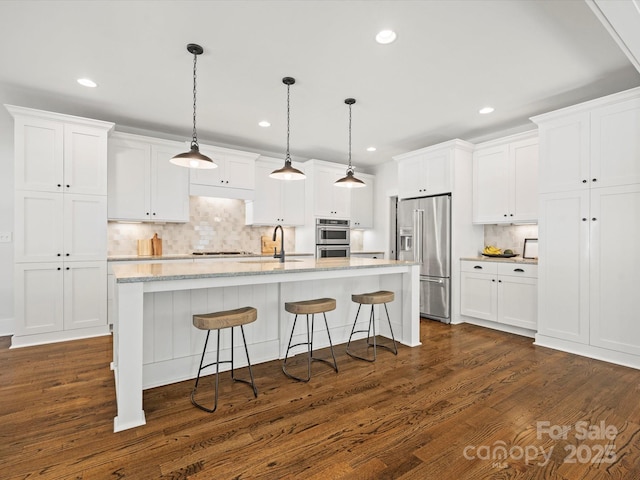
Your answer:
(63, 261), (107, 330)
(15, 263), (64, 335)
(589, 184), (640, 356)
(150, 144), (190, 222)
(538, 191), (590, 344)
(281, 176), (305, 225)
(107, 137), (151, 221)
(350, 175), (374, 228)
(63, 124), (108, 195)
(14, 115), (64, 193)
(247, 162), (284, 224)
(225, 154), (255, 190)
(64, 194), (107, 261)
(314, 166), (350, 218)
(15, 191), (64, 262)
(473, 145), (509, 223)
(460, 271), (497, 321)
(510, 137), (539, 222)
(189, 151), (224, 186)
(397, 156), (424, 199)
(497, 275), (537, 329)
(423, 149), (451, 196)
(538, 112), (590, 193)
(590, 98), (640, 188)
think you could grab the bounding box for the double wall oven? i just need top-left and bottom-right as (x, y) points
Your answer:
(315, 218), (350, 258)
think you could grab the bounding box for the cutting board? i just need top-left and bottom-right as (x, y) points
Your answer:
(151, 233), (162, 256)
(261, 235), (281, 254)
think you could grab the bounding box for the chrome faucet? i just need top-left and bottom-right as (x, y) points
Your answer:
(272, 225), (285, 263)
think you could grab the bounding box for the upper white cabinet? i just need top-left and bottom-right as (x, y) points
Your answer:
(108, 132), (190, 222)
(7, 105), (113, 195)
(189, 144), (259, 200)
(350, 172), (374, 228)
(532, 87), (640, 365)
(473, 131), (538, 223)
(245, 157), (305, 226)
(310, 161), (351, 218)
(394, 144), (455, 199)
(534, 95), (640, 194)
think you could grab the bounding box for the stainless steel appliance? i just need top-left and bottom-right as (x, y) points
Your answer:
(397, 194), (451, 323)
(316, 218), (350, 245)
(316, 244), (350, 258)
(316, 218), (350, 258)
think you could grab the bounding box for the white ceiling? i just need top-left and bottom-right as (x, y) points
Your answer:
(1, 0), (639, 171)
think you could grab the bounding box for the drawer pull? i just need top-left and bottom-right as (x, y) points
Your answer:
(514, 268), (525, 272)
(473, 265), (483, 269)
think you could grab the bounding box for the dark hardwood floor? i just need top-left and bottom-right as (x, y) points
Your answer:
(2, 320), (639, 479)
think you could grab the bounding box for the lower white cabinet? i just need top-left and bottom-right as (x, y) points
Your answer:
(15, 261), (107, 337)
(460, 260), (538, 330)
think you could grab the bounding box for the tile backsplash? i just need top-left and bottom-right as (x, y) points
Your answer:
(108, 197), (297, 256)
(483, 224), (538, 256)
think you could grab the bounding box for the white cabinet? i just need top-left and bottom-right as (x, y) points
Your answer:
(460, 260), (538, 330)
(350, 173), (374, 228)
(533, 87), (640, 366)
(311, 163), (351, 218)
(245, 157), (305, 226)
(7, 106), (113, 347)
(15, 192), (107, 263)
(108, 132), (190, 222)
(7, 105), (112, 195)
(189, 144), (259, 200)
(473, 132), (538, 223)
(395, 144), (453, 199)
(535, 96), (640, 194)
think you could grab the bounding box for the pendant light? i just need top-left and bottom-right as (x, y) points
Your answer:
(270, 77), (306, 180)
(335, 98), (366, 188)
(170, 43), (217, 169)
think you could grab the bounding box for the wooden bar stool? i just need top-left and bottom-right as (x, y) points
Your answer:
(282, 298), (339, 382)
(191, 306), (258, 413)
(346, 290), (398, 362)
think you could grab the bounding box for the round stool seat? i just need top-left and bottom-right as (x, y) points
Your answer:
(285, 298), (336, 315)
(193, 306), (257, 330)
(352, 290), (395, 305)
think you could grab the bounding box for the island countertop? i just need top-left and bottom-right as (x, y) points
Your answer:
(112, 257), (418, 283)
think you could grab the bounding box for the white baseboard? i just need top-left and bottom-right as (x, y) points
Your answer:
(459, 316), (536, 339)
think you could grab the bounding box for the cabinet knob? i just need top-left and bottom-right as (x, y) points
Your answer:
(65, 267), (70, 270)
(473, 265), (483, 269)
(582, 179), (587, 183)
(509, 214), (514, 217)
(514, 268), (524, 272)
(491, 279), (495, 282)
(66, 185), (70, 188)
(592, 178), (597, 182)
(57, 184), (62, 187)
(57, 253), (61, 257)
(146, 212), (150, 216)
(582, 218), (587, 221)
(226, 180), (229, 184)
(504, 214), (508, 217)
(65, 253), (70, 257)
(498, 280), (502, 283)
(592, 217), (597, 221)
(57, 267), (61, 271)
(152, 212), (156, 216)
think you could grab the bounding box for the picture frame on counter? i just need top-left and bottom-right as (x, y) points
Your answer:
(523, 238), (538, 259)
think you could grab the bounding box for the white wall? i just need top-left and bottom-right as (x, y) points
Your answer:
(0, 89), (14, 334)
(366, 160), (398, 257)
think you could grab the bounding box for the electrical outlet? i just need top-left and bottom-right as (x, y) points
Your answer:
(0, 232), (12, 243)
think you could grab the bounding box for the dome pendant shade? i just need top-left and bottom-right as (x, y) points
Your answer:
(170, 43), (217, 169)
(270, 77), (306, 180)
(335, 98), (365, 188)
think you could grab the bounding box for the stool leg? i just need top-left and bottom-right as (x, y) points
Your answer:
(369, 305), (377, 361)
(383, 303), (398, 355)
(229, 325), (258, 397)
(322, 312), (339, 373)
(346, 304), (375, 362)
(282, 314), (311, 382)
(190, 329), (221, 413)
(309, 312), (338, 373)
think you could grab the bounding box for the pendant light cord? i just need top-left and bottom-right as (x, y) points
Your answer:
(191, 51), (199, 149)
(347, 102), (353, 172)
(285, 82), (291, 162)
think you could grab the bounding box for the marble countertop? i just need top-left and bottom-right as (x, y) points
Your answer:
(108, 252), (314, 262)
(461, 256), (538, 265)
(112, 257), (418, 283)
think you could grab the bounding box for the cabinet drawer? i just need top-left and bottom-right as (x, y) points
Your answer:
(497, 263), (538, 277)
(460, 261), (498, 274)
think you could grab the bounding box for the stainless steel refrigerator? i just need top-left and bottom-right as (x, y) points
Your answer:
(397, 194), (451, 323)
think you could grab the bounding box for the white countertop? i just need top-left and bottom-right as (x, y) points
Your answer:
(108, 252), (314, 262)
(112, 257), (418, 283)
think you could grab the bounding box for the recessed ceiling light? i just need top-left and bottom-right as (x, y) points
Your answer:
(375, 30), (397, 45)
(77, 78), (97, 88)
(367, 147), (377, 152)
(258, 121), (271, 127)
(479, 106), (495, 114)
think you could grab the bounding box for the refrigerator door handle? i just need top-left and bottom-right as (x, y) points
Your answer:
(422, 277), (444, 284)
(413, 209), (424, 264)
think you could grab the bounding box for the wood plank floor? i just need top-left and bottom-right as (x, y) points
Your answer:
(2, 320), (639, 479)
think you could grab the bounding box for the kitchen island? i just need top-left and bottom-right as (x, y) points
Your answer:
(111, 257), (420, 432)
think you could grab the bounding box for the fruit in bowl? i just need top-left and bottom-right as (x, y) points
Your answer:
(483, 245), (502, 255)
(504, 249), (514, 255)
